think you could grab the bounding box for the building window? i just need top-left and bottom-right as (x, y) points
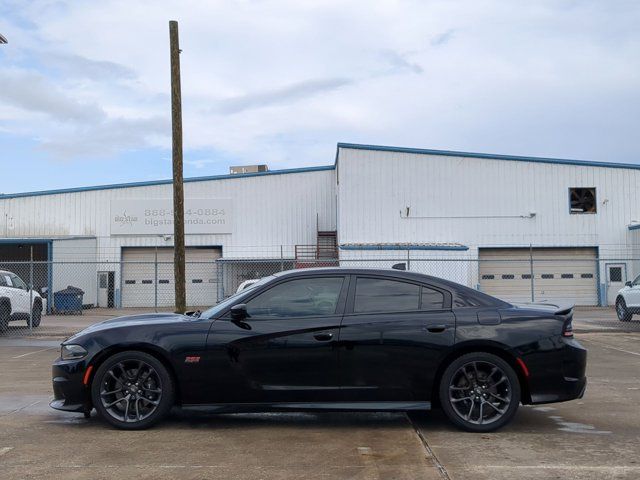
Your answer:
(481, 274), (495, 280)
(581, 273), (594, 279)
(522, 274), (532, 279)
(541, 274), (554, 279)
(501, 274), (515, 280)
(561, 274), (574, 279)
(569, 188), (597, 214)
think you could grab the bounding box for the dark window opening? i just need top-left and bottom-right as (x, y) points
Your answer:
(561, 274), (574, 279)
(570, 187), (597, 214)
(125, 280), (136, 285)
(246, 277), (344, 318)
(501, 274), (515, 280)
(481, 274), (495, 280)
(141, 280), (153, 284)
(541, 274), (554, 279)
(421, 287), (445, 310)
(609, 268), (622, 282)
(159, 279), (170, 284)
(192, 279), (203, 284)
(522, 274), (532, 279)
(354, 278), (420, 313)
(581, 273), (594, 279)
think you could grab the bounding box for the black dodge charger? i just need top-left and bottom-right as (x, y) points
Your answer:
(51, 268), (586, 431)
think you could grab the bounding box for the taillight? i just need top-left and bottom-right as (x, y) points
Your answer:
(562, 319), (574, 338)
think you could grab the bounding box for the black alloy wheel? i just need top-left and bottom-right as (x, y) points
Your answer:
(91, 351), (174, 430)
(440, 352), (520, 432)
(616, 298), (632, 322)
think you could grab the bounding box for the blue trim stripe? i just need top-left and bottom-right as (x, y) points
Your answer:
(0, 165), (335, 200)
(340, 244), (469, 251)
(337, 143), (640, 171)
(629, 224), (640, 231)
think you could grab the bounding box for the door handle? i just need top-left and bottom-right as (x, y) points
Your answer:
(426, 324), (447, 333)
(313, 332), (334, 341)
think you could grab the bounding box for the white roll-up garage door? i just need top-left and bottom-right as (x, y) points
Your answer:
(122, 247), (221, 308)
(479, 248), (598, 306)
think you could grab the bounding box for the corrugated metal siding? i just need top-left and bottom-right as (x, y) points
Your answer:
(0, 169), (337, 261)
(337, 147), (640, 253)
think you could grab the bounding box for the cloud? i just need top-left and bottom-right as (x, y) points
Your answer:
(39, 115), (169, 158)
(210, 77), (353, 115)
(0, 69), (105, 122)
(379, 50), (424, 74)
(0, 0), (639, 188)
(431, 29), (456, 47)
(39, 52), (136, 80)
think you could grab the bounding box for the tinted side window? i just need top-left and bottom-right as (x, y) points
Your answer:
(354, 278), (420, 313)
(633, 275), (640, 286)
(421, 287), (444, 310)
(245, 277), (344, 318)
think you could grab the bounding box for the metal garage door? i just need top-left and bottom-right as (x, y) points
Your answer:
(479, 248), (598, 306)
(122, 247), (221, 308)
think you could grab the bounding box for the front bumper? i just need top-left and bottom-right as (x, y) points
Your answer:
(50, 358), (90, 413)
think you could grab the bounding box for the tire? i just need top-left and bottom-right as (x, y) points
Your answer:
(91, 351), (174, 430)
(616, 297), (633, 322)
(28, 302), (42, 328)
(0, 301), (10, 334)
(439, 352), (521, 432)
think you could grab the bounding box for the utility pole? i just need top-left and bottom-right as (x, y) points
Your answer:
(169, 20), (186, 313)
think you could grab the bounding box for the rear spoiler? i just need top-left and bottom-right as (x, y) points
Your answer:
(511, 301), (574, 316)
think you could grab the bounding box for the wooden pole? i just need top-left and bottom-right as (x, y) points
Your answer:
(169, 20), (186, 313)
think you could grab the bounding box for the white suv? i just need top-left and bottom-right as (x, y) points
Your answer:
(615, 274), (640, 322)
(0, 270), (43, 333)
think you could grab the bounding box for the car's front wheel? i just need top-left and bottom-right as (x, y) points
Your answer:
(616, 297), (632, 322)
(91, 351), (174, 430)
(439, 352), (521, 432)
(28, 302), (42, 328)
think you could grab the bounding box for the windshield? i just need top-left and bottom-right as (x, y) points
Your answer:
(201, 275), (275, 319)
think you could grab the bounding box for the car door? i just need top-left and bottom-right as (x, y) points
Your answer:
(8, 273), (30, 314)
(206, 275), (349, 403)
(338, 275), (456, 402)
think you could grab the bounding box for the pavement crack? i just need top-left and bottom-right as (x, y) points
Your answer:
(406, 414), (451, 480)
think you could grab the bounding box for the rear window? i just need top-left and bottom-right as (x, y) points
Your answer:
(354, 278), (421, 313)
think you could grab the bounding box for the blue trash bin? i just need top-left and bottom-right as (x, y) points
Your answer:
(54, 286), (84, 314)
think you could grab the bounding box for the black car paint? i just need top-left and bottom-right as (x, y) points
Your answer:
(51, 268), (586, 415)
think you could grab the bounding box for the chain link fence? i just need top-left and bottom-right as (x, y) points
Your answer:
(1, 252), (639, 337)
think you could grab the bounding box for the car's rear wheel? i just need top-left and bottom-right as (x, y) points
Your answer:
(91, 351), (174, 430)
(439, 352), (520, 432)
(616, 297), (632, 322)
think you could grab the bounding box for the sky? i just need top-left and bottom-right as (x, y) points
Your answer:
(0, 0), (639, 194)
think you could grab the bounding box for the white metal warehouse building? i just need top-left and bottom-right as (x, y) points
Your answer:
(1, 142), (639, 309)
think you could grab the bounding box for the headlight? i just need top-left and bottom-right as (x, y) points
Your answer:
(61, 344), (88, 360)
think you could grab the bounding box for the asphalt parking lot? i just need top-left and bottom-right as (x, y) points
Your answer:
(1, 313), (639, 479)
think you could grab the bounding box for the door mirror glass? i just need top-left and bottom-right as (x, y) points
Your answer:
(626, 281), (633, 287)
(230, 303), (248, 320)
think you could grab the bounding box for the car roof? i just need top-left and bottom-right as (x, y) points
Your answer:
(274, 267), (464, 292)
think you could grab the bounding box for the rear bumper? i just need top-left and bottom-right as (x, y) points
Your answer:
(525, 337), (588, 405)
(50, 358), (89, 413)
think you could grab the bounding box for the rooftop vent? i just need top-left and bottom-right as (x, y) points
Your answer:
(229, 165), (269, 175)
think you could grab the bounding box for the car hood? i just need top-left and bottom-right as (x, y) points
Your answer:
(64, 312), (190, 343)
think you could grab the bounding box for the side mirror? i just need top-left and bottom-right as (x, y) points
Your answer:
(230, 304), (248, 321)
(626, 281), (633, 287)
